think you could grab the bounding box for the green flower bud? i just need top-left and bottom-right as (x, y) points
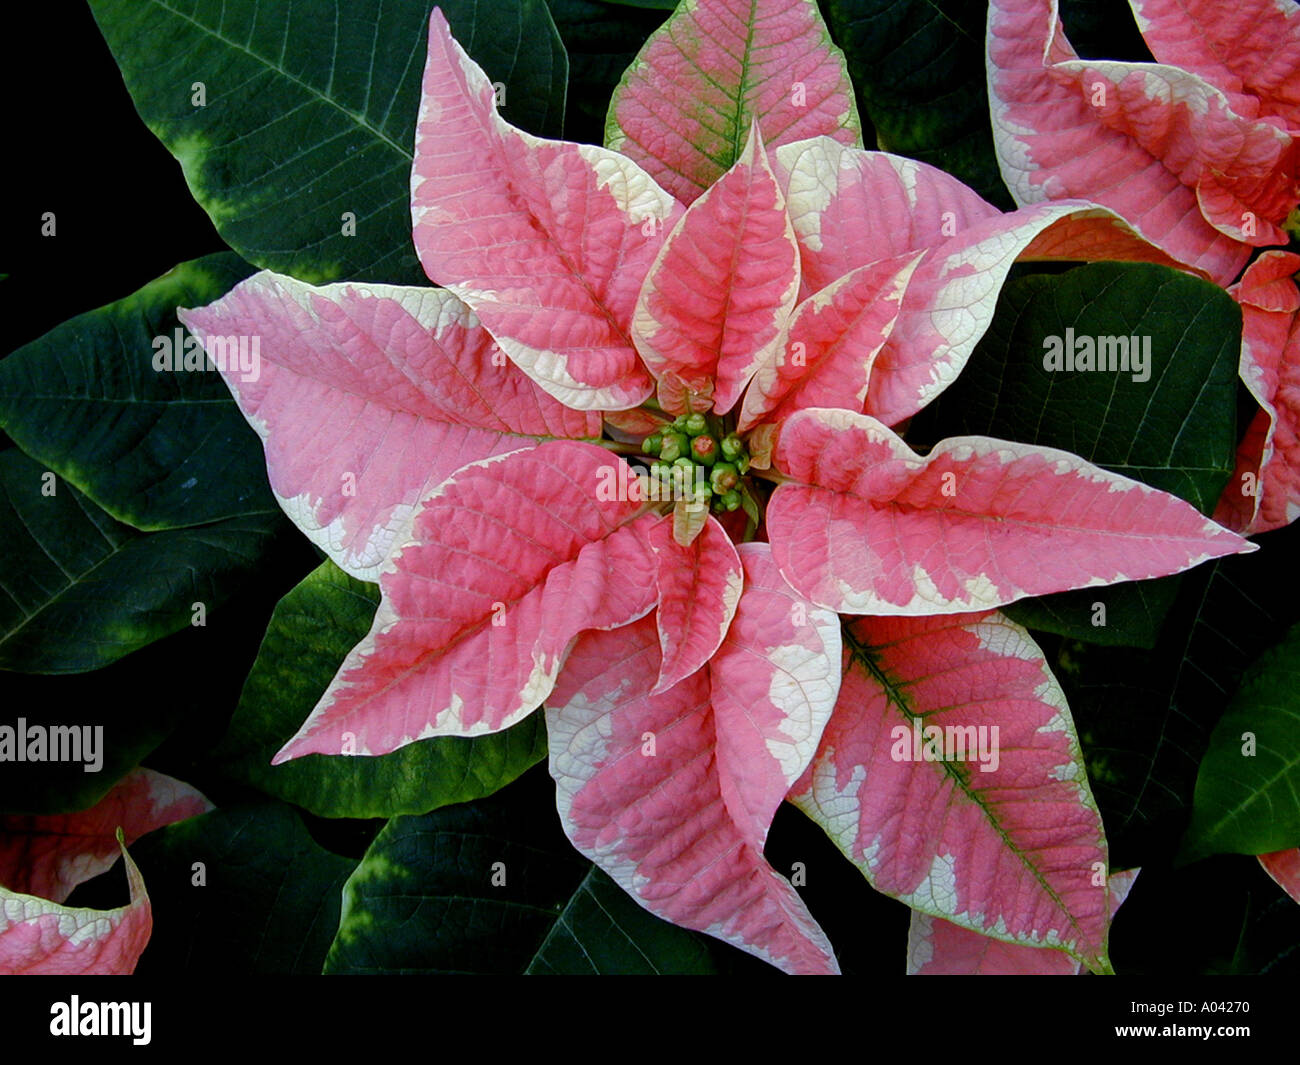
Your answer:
(672, 456), (695, 469)
(669, 464), (696, 499)
(735, 454), (751, 475)
(659, 431), (687, 462)
(683, 412), (708, 436)
(722, 489), (742, 511)
(719, 434), (744, 461)
(643, 432), (663, 456)
(710, 462), (739, 492)
(690, 434), (718, 465)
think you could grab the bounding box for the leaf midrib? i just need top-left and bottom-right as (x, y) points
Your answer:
(524, 867), (663, 974)
(148, 0), (413, 161)
(0, 494), (276, 653)
(842, 624), (1092, 957)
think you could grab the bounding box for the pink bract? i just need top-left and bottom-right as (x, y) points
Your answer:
(987, 0), (1300, 286)
(178, 0), (1257, 974)
(1215, 251), (1300, 533)
(0, 769), (212, 975)
(907, 869), (1140, 975)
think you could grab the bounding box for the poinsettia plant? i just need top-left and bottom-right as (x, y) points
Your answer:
(2, 0), (1299, 978)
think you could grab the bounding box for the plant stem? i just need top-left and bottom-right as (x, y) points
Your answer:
(595, 439), (643, 456)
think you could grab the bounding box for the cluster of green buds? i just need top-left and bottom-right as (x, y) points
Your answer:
(642, 413), (752, 514)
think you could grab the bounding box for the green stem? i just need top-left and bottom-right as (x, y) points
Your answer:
(595, 439), (643, 456)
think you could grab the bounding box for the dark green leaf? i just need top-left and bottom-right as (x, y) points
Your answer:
(88, 0), (567, 285)
(325, 770), (719, 974)
(1009, 574), (1185, 651)
(1181, 622), (1300, 861)
(910, 261), (1241, 647)
(823, 0), (1011, 207)
(0, 526), (313, 815)
(213, 560), (547, 818)
(0, 449), (283, 673)
(524, 865), (717, 974)
(1045, 519), (1300, 867)
(123, 802), (355, 974)
(0, 253), (269, 530)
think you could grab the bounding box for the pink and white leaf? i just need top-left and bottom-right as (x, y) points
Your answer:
(1128, 0), (1300, 129)
(179, 275), (598, 579)
(774, 142), (1004, 295)
(773, 141), (1174, 298)
(908, 869), (1139, 974)
(767, 409), (1252, 615)
(738, 251), (921, 432)
(709, 543), (841, 845)
(648, 515), (744, 694)
(0, 768), (211, 904)
(607, 0), (861, 207)
(274, 443), (659, 762)
(411, 9), (680, 410)
(772, 137), (1184, 425)
(633, 125), (800, 415)
(1215, 251), (1300, 534)
(0, 837), (150, 975)
(790, 610), (1113, 970)
(987, 0), (1300, 285)
(546, 615), (839, 975)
